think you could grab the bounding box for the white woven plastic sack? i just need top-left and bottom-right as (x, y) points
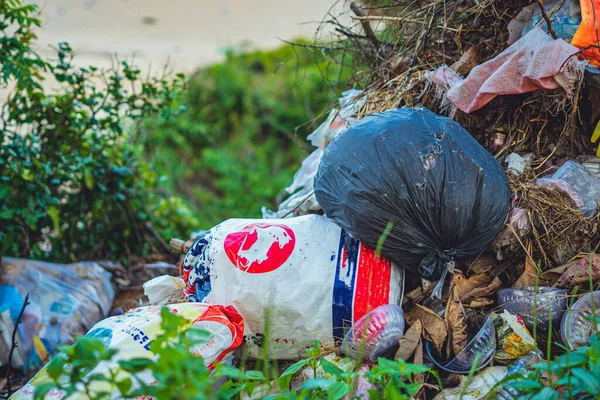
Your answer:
(11, 303), (244, 400)
(183, 214), (404, 359)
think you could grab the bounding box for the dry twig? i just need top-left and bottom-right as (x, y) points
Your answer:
(535, 0), (559, 40)
(5, 293), (30, 396)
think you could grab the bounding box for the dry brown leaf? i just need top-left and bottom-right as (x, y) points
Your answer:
(467, 298), (494, 308)
(465, 253), (496, 275)
(554, 254), (600, 288)
(541, 264), (569, 286)
(445, 286), (468, 357)
(395, 320), (422, 360)
(454, 270), (502, 303)
(445, 373), (463, 388)
(406, 304), (447, 353)
(450, 44), (482, 76)
(514, 242), (546, 287)
(414, 335), (424, 385)
(404, 287), (423, 305)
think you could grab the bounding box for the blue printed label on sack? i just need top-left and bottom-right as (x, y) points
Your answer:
(50, 302), (73, 314)
(120, 326), (152, 350)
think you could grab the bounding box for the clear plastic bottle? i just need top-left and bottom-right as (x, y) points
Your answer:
(496, 350), (543, 400)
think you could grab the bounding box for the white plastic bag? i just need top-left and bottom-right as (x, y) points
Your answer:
(183, 214), (404, 359)
(262, 90), (365, 219)
(537, 161), (600, 217)
(143, 275), (185, 305)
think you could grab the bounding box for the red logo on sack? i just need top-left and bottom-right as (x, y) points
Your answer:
(224, 223), (295, 273)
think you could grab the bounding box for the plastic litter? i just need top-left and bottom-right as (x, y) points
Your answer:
(433, 366), (508, 400)
(572, 0), (600, 66)
(507, 4), (537, 45)
(582, 159), (600, 178)
(0, 257), (115, 373)
(427, 28), (586, 114)
(497, 287), (568, 332)
(262, 89), (365, 219)
(306, 89), (364, 148)
(492, 207), (531, 259)
(11, 303), (244, 400)
(496, 350), (543, 400)
(292, 352), (355, 386)
(182, 214), (405, 359)
(342, 304), (405, 362)
(314, 108), (510, 279)
(554, 254), (600, 288)
(560, 290), (600, 349)
(143, 275), (185, 305)
(353, 362), (377, 399)
(244, 352), (357, 399)
(530, 0), (581, 41)
(283, 148), (323, 195)
(492, 311), (537, 362)
(505, 153), (534, 176)
(537, 160), (600, 217)
(510, 0), (581, 44)
(425, 316), (496, 374)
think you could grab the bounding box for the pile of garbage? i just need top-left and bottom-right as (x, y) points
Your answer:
(6, 1), (600, 399)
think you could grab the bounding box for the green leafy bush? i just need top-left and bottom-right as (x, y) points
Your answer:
(139, 45), (350, 228)
(1, 0), (348, 261)
(0, 0), (186, 261)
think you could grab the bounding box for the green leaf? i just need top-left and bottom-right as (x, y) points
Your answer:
(216, 365), (246, 380)
(244, 381), (259, 397)
(0, 209), (14, 219)
(47, 206), (60, 230)
(547, 351), (588, 369)
(367, 389), (383, 400)
(279, 358), (310, 378)
(33, 383), (58, 400)
(264, 395), (293, 400)
(530, 387), (559, 400)
(218, 380), (245, 397)
(509, 379), (543, 390)
(402, 363), (430, 375)
(404, 382), (422, 396)
(245, 370), (266, 381)
(375, 221), (393, 257)
(22, 168), (34, 181)
(571, 368), (600, 394)
(115, 377), (132, 395)
(320, 357), (344, 377)
(328, 382), (349, 400)
(46, 354), (66, 379)
(384, 382), (402, 400)
(301, 378), (333, 391)
(377, 357), (400, 374)
(186, 327), (211, 343)
(118, 358), (153, 372)
(0, 185), (10, 198)
(83, 167), (94, 189)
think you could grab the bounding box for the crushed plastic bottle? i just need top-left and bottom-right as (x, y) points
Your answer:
(495, 350), (543, 399)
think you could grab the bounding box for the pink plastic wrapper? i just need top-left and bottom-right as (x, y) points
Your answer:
(427, 28), (585, 113)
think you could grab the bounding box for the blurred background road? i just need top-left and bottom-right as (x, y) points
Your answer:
(30, 0), (343, 73)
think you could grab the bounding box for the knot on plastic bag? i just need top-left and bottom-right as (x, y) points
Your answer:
(418, 248), (457, 279)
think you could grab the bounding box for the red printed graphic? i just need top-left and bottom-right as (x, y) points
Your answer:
(224, 223), (295, 274)
(353, 242), (392, 322)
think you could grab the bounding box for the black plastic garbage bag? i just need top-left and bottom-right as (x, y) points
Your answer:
(314, 108), (510, 279)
